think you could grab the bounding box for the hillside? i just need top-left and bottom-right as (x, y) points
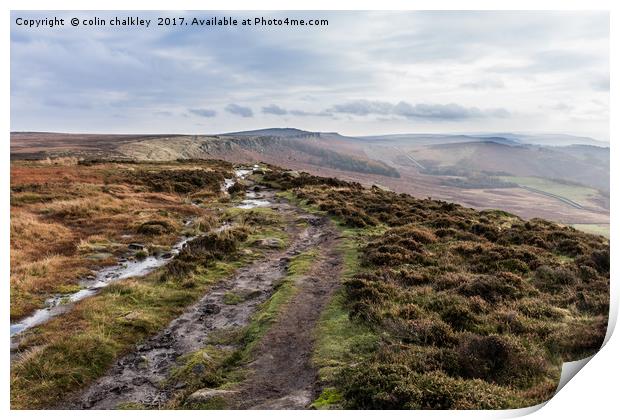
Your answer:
(10, 130), (609, 233)
(10, 159), (609, 409)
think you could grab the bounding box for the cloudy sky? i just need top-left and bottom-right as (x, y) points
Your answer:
(11, 11), (609, 141)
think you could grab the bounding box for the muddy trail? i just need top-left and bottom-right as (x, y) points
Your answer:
(69, 189), (343, 410)
(231, 231), (342, 409)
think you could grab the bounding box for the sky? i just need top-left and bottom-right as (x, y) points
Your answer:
(10, 11), (609, 141)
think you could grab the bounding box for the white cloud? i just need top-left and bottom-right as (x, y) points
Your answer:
(10, 11), (609, 141)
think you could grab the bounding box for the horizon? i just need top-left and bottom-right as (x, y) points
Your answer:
(9, 127), (610, 144)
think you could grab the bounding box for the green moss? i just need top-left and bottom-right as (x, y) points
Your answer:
(223, 292), (244, 305)
(311, 387), (344, 409)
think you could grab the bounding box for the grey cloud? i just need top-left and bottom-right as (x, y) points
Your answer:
(550, 103), (574, 111)
(260, 105), (332, 118)
(225, 104), (253, 118)
(262, 104), (288, 115)
(330, 100), (393, 116)
(189, 108), (217, 118)
(329, 100), (509, 120)
(289, 109), (333, 117)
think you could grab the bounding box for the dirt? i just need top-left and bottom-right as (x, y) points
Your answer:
(68, 188), (343, 410)
(231, 225), (342, 409)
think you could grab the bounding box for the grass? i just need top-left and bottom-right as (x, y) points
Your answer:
(10, 160), (230, 320)
(10, 257), (246, 409)
(571, 224), (610, 238)
(498, 176), (602, 207)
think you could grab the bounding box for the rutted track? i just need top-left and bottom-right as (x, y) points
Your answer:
(69, 190), (342, 409)
(231, 229), (342, 409)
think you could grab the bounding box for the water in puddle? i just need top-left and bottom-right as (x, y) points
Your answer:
(236, 190), (271, 209)
(222, 178), (235, 192)
(10, 236), (193, 339)
(10, 165), (265, 341)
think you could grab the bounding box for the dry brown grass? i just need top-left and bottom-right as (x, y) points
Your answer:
(10, 160), (230, 320)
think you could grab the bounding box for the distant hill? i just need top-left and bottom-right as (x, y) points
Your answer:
(223, 128), (318, 138)
(359, 132), (608, 148)
(10, 129), (609, 228)
(403, 140), (609, 192)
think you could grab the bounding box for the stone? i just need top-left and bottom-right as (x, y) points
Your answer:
(128, 243), (146, 250)
(186, 388), (237, 404)
(254, 238), (283, 249)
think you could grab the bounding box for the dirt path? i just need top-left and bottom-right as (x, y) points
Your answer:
(69, 191), (342, 409)
(231, 225), (342, 409)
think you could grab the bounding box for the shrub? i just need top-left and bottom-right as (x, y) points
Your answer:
(137, 220), (174, 235)
(337, 365), (518, 409)
(456, 334), (548, 388)
(533, 265), (579, 292)
(458, 272), (529, 303)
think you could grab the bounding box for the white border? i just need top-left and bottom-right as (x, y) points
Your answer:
(2, 1), (616, 419)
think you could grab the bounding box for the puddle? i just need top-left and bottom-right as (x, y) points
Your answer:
(10, 165), (265, 343)
(235, 169), (252, 178)
(10, 236), (193, 339)
(236, 199), (271, 209)
(222, 178), (235, 192)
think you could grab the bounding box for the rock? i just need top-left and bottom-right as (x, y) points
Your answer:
(161, 252), (173, 259)
(284, 170), (301, 178)
(202, 303), (220, 315)
(186, 389), (237, 404)
(128, 243), (145, 250)
(192, 363), (206, 374)
(253, 238), (283, 249)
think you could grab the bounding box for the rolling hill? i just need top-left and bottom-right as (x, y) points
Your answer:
(10, 129), (609, 231)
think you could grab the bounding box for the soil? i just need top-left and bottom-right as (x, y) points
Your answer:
(67, 188), (343, 410)
(231, 224), (342, 409)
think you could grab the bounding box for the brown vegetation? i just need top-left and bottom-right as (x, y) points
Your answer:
(262, 167), (609, 409)
(10, 160), (231, 319)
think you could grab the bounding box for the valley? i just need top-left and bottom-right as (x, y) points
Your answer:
(11, 129), (610, 236)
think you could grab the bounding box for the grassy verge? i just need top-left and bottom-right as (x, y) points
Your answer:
(311, 228), (380, 409)
(10, 209), (286, 409)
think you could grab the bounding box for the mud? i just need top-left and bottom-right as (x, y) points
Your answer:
(231, 226), (342, 409)
(70, 194), (340, 409)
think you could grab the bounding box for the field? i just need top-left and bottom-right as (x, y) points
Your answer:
(10, 159), (231, 320)
(10, 159), (609, 410)
(570, 224), (610, 238)
(497, 176), (605, 209)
